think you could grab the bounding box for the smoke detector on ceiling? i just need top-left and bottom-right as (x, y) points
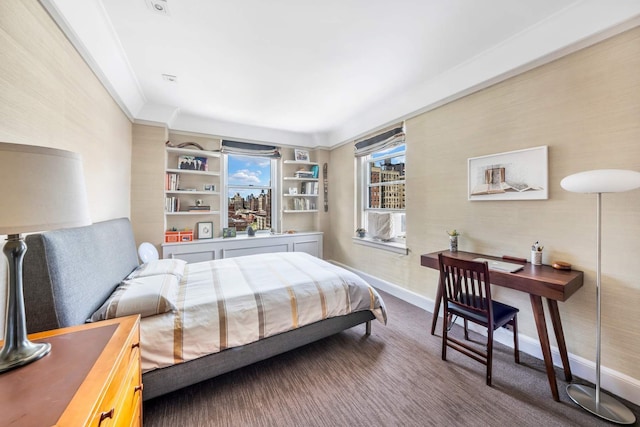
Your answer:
(146, 0), (170, 15)
(162, 74), (178, 83)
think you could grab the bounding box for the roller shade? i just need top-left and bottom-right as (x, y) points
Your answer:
(354, 124), (405, 157)
(221, 140), (281, 158)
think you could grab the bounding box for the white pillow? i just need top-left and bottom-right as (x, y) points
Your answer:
(89, 274), (179, 321)
(127, 258), (186, 280)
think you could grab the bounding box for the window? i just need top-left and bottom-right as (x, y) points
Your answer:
(363, 144), (406, 240)
(225, 154), (276, 233)
(354, 123), (407, 253)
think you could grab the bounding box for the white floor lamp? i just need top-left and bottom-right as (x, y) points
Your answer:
(561, 169), (640, 425)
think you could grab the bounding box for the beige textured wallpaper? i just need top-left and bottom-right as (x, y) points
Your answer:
(328, 27), (640, 380)
(0, 0), (132, 337)
(131, 124), (167, 252)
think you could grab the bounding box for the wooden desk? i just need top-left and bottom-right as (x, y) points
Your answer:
(421, 250), (583, 401)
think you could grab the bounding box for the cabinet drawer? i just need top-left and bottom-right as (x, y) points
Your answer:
(112, 353), (143, 426)
(91, 326), (141, 426)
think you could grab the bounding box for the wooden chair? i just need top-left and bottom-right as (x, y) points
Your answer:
(438, 253), (519, 386)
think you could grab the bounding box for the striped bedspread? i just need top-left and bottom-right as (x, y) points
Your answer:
(140, 252), (386, 373)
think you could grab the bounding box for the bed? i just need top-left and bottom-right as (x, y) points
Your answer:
(22, 218), (386, 400)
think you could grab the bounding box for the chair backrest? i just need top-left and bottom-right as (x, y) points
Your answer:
(438, 253), (494, 326)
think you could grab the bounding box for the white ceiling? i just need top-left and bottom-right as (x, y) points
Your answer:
(41, 0), (640, 147)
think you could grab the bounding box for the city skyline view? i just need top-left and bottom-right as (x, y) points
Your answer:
(227, 154), (272, 231)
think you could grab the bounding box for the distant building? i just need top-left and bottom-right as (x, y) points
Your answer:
(228, 190), (272, 231)
(369, 163), (405, 209)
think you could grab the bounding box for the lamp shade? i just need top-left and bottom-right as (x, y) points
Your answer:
(560, 169), (640, 194)
(0, 142), (90, 235)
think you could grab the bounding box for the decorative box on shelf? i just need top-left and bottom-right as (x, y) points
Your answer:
(164, 230), (194, 243)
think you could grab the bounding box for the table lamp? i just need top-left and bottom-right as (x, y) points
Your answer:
(561, 169), (640, 425)
(0, 142), (90, 373)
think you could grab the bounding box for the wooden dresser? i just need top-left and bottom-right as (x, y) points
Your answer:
(0, 315), (142, 426)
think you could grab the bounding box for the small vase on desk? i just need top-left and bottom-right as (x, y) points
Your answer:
(449, 235), (458, 252)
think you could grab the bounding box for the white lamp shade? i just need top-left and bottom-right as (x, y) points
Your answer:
(560, 169), (640, 194)
(0, 142), (91, 235)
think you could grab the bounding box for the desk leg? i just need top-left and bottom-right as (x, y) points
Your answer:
(530, 295), (560, 402)
(547, 299), (572, 382)
(430, 282), (442, 335)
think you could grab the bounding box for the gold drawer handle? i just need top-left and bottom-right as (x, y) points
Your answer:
(131, 342), (140, 349)
(134, 384), (143, 393)
(99, 408), (115, 424)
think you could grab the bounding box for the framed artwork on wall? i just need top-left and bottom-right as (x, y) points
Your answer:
(468, 146), (548, 201)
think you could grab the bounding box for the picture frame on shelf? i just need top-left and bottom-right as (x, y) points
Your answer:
(197, 221), (213, 239)
(203, 184), (216, 191)
(222, 227), (237, 238)
(294, 149), (310, 162)
(178, 155), (208, 171)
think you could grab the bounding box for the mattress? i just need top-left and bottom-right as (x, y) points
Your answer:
(139, 252), (386, 373)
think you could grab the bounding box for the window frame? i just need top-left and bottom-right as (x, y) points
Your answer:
(223, 154), (279, 234)
(356, 143), (407, 253)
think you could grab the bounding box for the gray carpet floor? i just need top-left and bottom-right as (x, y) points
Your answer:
(143, 290), (639, 426)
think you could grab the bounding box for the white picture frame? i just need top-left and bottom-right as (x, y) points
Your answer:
(294, 149), (310, 162)
(197, 221), (213, 239)
(468, 146), (548, 201)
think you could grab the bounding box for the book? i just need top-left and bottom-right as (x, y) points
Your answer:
(294, 170), (314, 179)
(165, 173), (180, 191)
(165, 196), (180, 212)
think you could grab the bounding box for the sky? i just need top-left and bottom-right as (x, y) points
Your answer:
(227, 155), (272, 199)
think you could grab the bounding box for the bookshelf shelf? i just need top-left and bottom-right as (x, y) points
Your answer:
(165, 190), (220, 195)
(165, 211), (220, 216)
(283, 177), (319, 181)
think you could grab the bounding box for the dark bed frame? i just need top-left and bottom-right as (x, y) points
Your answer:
(22, 218), (374, 400)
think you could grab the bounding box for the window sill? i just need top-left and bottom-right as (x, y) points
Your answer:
(352, 236), (408, 255)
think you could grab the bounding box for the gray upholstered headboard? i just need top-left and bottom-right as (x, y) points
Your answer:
(23, 218), (140, 333)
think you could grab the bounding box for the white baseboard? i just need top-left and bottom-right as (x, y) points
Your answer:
(331, 260), (640, 407)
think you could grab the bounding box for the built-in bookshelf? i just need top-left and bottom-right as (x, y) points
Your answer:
(283, 159), (319, 213)
(165, 146), (221, 240)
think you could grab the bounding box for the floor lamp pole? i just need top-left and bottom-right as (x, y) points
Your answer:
(565, 192), (635, 424)
(595, 192), (601, 408)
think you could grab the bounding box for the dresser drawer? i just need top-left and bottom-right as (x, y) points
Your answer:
(112, 355), (143, 426)
(91, 322), (141, 426)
